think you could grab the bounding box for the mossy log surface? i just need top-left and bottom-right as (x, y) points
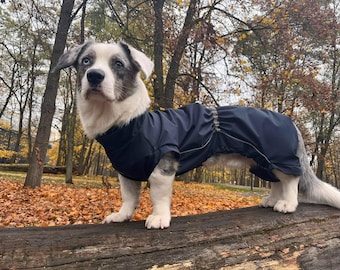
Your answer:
(0, 204), (339, 269)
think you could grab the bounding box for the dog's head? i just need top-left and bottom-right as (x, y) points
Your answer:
(53, 41), (154, 138)
(53, 41), (154, 102)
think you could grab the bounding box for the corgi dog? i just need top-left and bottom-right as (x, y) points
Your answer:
(54, 41), (340, 229)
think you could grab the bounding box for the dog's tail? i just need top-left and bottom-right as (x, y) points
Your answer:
(297, 128), (340, 209)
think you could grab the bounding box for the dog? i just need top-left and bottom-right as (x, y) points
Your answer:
(53, 41), (340, 229)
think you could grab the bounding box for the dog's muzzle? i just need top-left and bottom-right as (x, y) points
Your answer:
(87, 69), (105, 86)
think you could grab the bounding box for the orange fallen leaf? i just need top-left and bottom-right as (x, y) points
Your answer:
(0, 179), (262, 227)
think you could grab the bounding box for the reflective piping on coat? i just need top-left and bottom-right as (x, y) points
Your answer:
(180, 107), (272, 165)
(218, 130), (272, 164)
(180, 133), (214, 155)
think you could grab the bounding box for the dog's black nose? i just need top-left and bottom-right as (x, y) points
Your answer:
(87, 69), (105, 85)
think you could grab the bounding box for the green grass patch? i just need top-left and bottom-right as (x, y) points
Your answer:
(213, 183), (268, 194)
(0, 170), (118, 188)
(0, 169), (267, 195)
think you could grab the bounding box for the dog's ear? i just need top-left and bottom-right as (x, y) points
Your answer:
(119, 42), (154, 78)
(52, 41), (93, 73)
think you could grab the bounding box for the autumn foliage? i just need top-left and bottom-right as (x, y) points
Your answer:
(0, 179), (261, 227)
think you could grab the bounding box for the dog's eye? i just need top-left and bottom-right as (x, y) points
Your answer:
(113, 60), (124, 69)
(82, 57), (91, 66)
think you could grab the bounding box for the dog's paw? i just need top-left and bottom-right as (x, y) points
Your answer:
(259, 196), (277, 208)
(145, 214), (171, 229)
(102, 212), (131, 224)
(273, 200), (297, 213)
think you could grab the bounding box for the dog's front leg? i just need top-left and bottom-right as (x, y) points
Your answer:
(103, 174), (141, 223)
(146, 173), (175, 229)
(145, 153), (178, 229)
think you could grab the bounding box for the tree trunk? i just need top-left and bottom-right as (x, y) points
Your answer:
(76, 135), (89, 175)
(27, 41), (38, 161)
(83, 139), (94, 175)
(163, 0), (197, 108)
(0, 204), (339, 269)
(56, 105), (69, 166)
(65, 1), (87, 184)
(65, 99), (76, 184)
(10, 108), (24, 163)
(24, 0), (75, 187)
(152, 0), (165, 110)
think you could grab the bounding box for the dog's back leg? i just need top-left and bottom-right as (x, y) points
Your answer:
(272, 170), (299, 213)
(260, 171), (299, 213)
(259, 181), (282, 208)
(103, 174), (141, 223)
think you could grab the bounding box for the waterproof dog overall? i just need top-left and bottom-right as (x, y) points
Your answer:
(96, 103), (302, 182)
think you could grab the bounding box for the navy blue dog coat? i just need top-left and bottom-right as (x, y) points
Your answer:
(96, 103), (302, 182)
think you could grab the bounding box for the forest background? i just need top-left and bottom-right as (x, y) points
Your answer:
(0, 0), (339, 189)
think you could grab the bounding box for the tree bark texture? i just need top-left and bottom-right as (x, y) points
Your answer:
(65, 100), (76, 184)
(0, 204), (339, 269)
(152, 0), (165, 109)
(163, 0), (197, 108)
(24, 0), (75, 187)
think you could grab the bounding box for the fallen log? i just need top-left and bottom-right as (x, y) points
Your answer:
(0, 164), (68, 174)
(0, 204), (339, 269)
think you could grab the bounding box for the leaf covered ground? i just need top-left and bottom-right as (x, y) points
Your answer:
(0, 178), (263, 227)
